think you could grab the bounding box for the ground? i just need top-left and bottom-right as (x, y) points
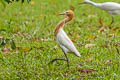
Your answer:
(0, 0), (120, 79)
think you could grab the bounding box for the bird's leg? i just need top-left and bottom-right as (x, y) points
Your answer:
(63, 52), (69, 67)
(49, 58), (67, 64)
(49, 52), (69, 67)
(110, 16), (114, 25)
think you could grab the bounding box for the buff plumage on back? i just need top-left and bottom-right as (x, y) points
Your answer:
(54, 20), (65, 36)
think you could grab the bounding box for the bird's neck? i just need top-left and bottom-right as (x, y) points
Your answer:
(86, 0), (100, 7)
(54, 16), (73, 36)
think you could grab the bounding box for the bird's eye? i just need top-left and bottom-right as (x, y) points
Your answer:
(66, 12), (69, 14)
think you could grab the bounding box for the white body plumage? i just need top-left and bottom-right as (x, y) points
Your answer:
(84, 0), (120, 15)
(80, 0), (120, 24)
(56, 28), (81, 57)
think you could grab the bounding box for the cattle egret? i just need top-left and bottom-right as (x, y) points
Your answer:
(49, 10), (81, 67)
(80, 0), (120, 25)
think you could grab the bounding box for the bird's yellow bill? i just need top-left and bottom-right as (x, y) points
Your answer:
(59, 12), (66, 15)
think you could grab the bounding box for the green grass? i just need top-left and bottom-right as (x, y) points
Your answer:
(0, 0), (120, 79)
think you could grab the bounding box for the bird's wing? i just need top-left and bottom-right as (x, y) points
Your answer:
(100, 2), (120, 10)
(57, 29), (79, 54)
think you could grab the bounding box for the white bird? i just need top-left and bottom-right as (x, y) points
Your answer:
(49, 10), (81, 67)
(80, 0), (120, 25)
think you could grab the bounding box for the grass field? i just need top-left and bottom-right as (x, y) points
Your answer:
(0, 0), (120, 79)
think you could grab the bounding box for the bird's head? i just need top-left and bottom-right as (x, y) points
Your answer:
(59, 10), (74, 18)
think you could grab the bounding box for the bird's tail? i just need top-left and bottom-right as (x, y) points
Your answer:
(74, 50), (81, 57)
